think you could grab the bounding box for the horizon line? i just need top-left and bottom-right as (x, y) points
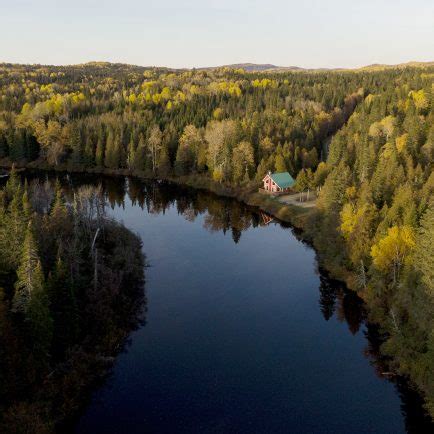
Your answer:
(1, 59), (434, 71)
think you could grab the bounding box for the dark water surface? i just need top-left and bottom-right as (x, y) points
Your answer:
(27, 174), (430, 434)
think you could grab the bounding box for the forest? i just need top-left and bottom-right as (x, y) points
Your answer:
(0, 62), (433, 419)
(0, 170), (146, 432)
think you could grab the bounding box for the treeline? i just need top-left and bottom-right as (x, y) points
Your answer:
(0, 62), (370, 180)
(1, 63), (430, 192)
(0, 169), (145, 432)
(308, 69), (433, 416)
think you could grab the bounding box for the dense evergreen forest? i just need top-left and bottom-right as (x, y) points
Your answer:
(0, 62), (433, 420)
(0, 170), (145, 432)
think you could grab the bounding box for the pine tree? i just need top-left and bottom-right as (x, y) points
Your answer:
(95, 132), (105, 167)
(5, 164), (21, 202)
(5, 181), (26, 269)
(69, 124), (83, 165)
(13, 222), (52, 362)
(105, 132), (122, 169)
(274, 154), (287, 173)
(127, 138), (136, 170)
(9, 129), (26, 162)
(47, 256), (79, 358)
(414, 202), (434, 296)
(13, 223), (44, 313)
(22, 182), (32, 222)
(158, 143), (171, 176)
(50, 181), (68, 222)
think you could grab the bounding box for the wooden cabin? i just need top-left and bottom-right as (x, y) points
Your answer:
(262, 171), (295, 194)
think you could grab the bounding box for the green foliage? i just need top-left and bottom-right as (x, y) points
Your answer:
(0, 62), (370, 181)
(305, 63), (434, 418)
(0, 179), (146, 431)
(0, 61), (433, 420)
(415, 203), (434, 296)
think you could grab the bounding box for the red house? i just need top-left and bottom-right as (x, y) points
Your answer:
(262, 171), (295, 194)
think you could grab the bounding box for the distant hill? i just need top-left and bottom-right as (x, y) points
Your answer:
(357, 61), (434, 71)
(2, 60), (433, 74)
(200, 61), (434, 72)
(200, 63), (303, 72)
(225, 63), (279, 71)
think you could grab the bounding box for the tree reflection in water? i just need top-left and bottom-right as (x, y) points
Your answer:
(318, 274), (434, 432)
(20, 171), (434, 433)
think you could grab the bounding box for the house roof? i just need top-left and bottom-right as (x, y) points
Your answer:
(269, 172), (295, 188)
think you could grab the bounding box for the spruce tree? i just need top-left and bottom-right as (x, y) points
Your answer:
(415, 202), (434, 296)
(13, 222), (52, 362)
(47, 256), (78, 358)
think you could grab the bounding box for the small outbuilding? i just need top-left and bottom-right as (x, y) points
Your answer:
(262, 171), (295, 194)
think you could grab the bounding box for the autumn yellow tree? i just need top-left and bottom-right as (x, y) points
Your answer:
(232, 141), (254, 184)
(371, 225), (416, 284)
(175, 125), (203, 175)
(205, 120), (237, 180)
(147, 125), (163, 173)
(33, 119), (65, 165)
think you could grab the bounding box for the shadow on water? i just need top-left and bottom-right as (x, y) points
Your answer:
(20, 170), (434, 433)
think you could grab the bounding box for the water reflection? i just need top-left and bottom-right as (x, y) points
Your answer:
(21, 171), (434, 433)
(319, 275), (366, 335)
(51, 174), (265, 243)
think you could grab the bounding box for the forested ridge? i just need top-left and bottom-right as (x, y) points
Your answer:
(0, 62), (433, 419)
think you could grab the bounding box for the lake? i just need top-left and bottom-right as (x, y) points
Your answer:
(27, 174), (430, 434)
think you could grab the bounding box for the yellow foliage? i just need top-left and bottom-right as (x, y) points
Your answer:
(410, 89), (428, 112)
(175, 91), (186, 103)
(369, 116), (395, 140)
(45, 94), (64, 115)
(315, 111), (332, 127)
(160, 87), (171, 100)
(213, 108), (223, 120)
(380, 115), (396, 138)
(364, 94), (375, 106)
(228, 83), (241, 97)
(371, 226), (416, 273)
(152, 93), (162, 104)
(71, 92), (85, 103)
(252, 78), (276, 88)
(208, 81), (241, 97)
(345, 186), (357, 200)
(340, 203), (357, 239)
(21, 102), (31, 114)
(189, 84), (200, 95)
(141, 80), (157, 90)
(368, 121), (382, 137)
(212, 167), (224, 183)
(381, 142), (395, 159)
(395, 134), (408, 153)
(40, 84), (53, 93)
(217, 82), (228, 92)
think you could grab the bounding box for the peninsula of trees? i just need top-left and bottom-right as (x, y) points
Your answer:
(0, 170), (146, 432)
(0, 62), (433, 417)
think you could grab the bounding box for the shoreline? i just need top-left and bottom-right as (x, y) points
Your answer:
(4, 159), (434, 425)
(0, 158), (356, 291)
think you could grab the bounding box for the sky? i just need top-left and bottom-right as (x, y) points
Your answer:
(1, 0), (433, 69)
